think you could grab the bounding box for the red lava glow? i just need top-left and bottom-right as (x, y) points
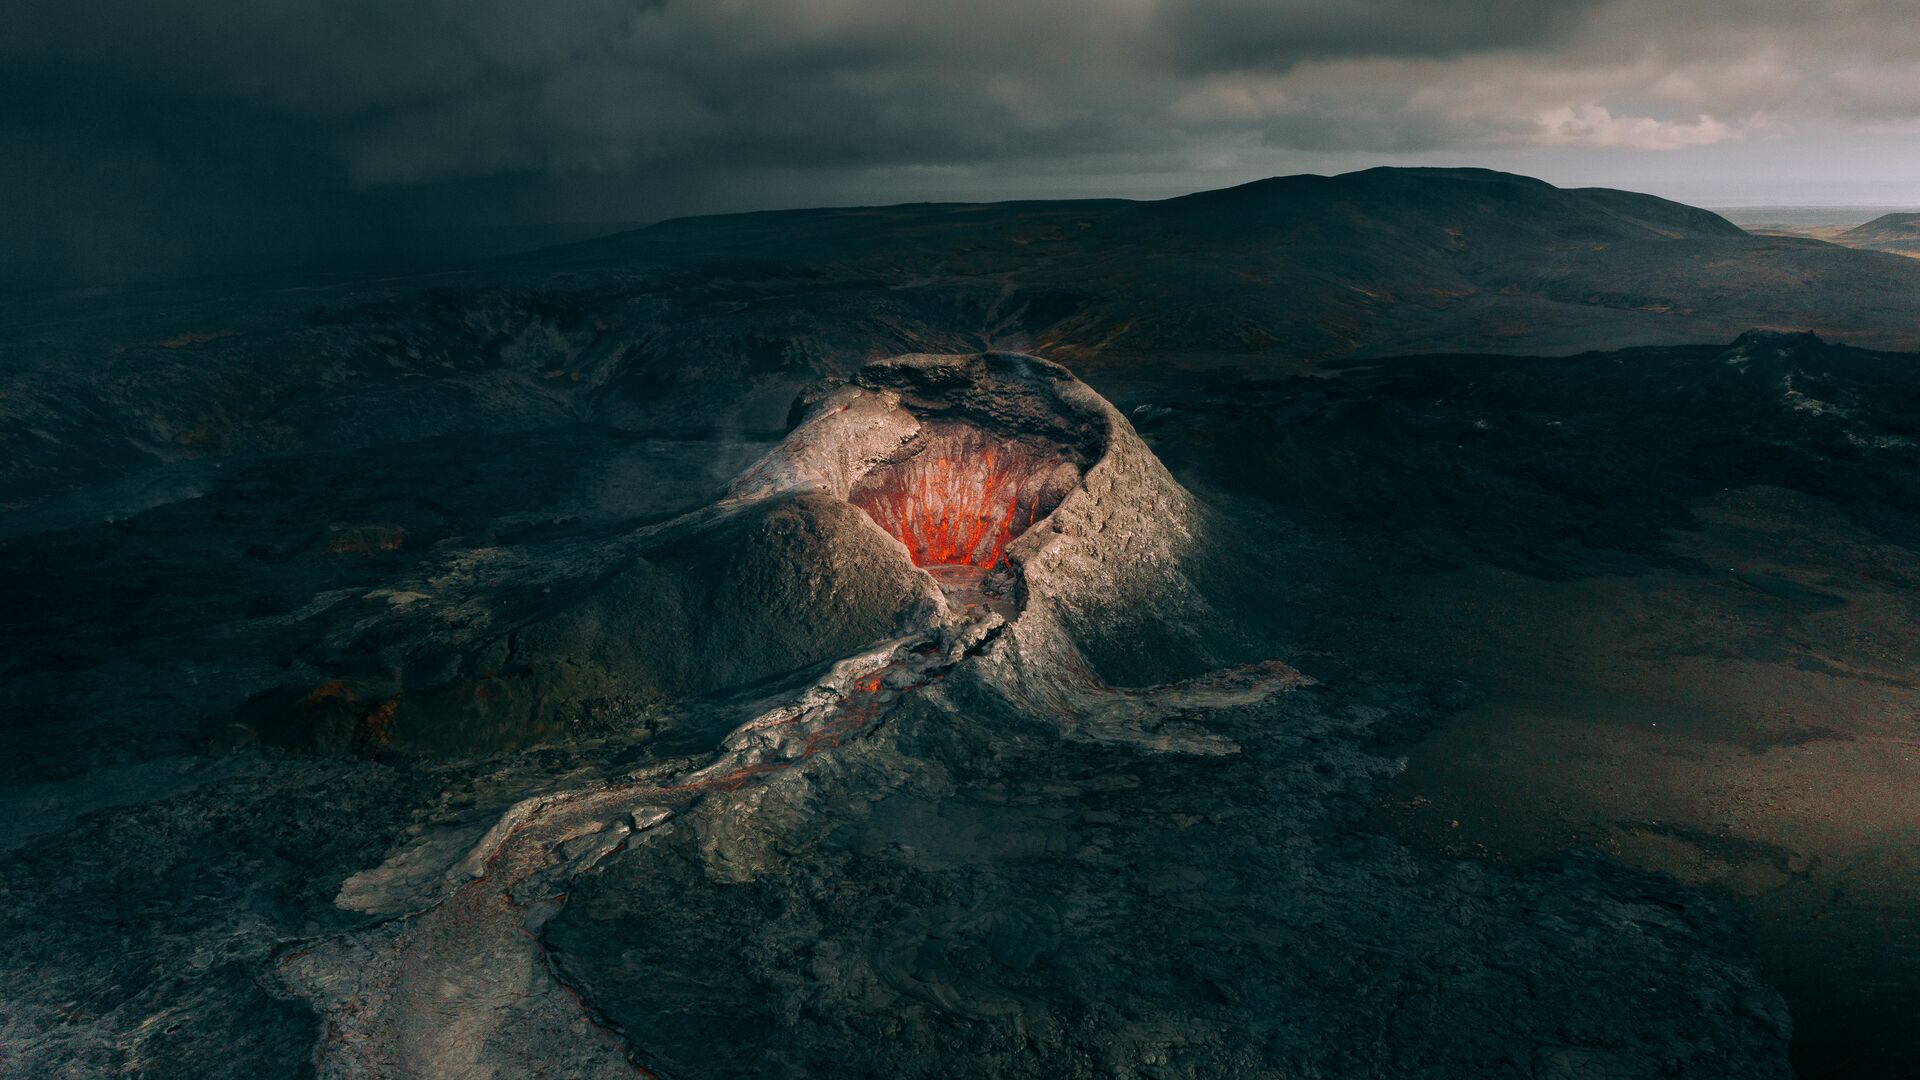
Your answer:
(851, 431), (1053, 568)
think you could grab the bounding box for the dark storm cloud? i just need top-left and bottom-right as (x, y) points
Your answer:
(4, 0), (1918, 286)
(0, 0), (1592, 184)
(1150, 0), (1602, 70)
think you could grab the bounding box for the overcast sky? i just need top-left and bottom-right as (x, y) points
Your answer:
(8, 0), (1920, 286)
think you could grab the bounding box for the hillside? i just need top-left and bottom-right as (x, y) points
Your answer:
(1842, 211), (1920, 253)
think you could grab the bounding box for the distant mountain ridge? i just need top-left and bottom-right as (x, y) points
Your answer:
(7, 166), (1920, 513)
(1141, 166), (1746, 242)
(541, 164), (1915, 364)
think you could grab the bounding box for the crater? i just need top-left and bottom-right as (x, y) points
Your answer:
(847, 423), (1079, 572)
(832, 355), (1118, 617)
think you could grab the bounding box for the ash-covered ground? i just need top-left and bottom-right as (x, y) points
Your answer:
(4, 171), (1918, 1078)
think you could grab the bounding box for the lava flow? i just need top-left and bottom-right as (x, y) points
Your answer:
(850, 429), (1053, 568)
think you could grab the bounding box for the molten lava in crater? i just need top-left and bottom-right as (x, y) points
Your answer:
(850, 427), (1070, 569)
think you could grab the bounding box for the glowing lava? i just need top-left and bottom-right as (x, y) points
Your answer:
(850, 429), (1053, 568)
